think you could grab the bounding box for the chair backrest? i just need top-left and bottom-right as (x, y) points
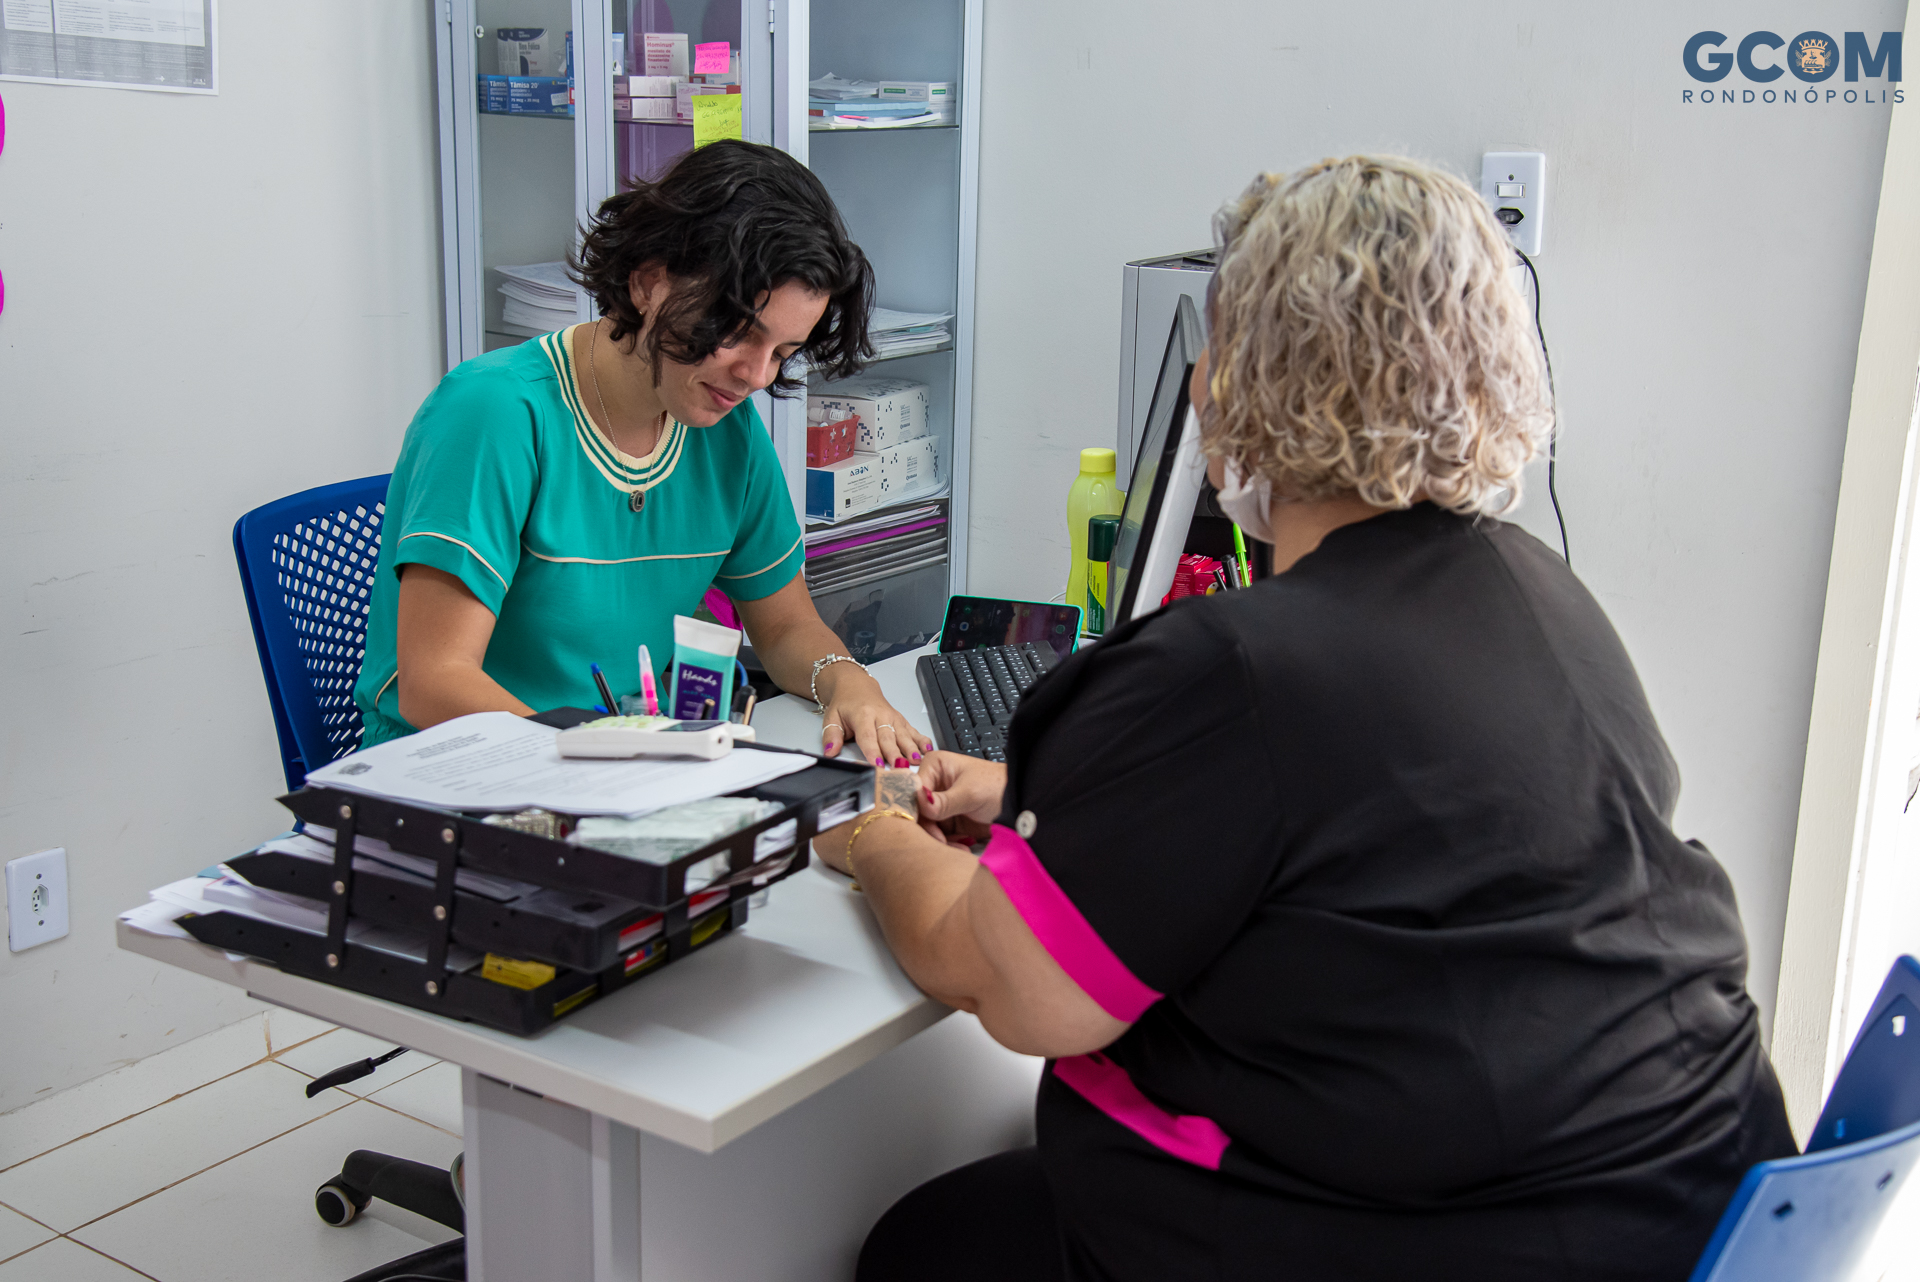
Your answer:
(1808, 955), (1920, 1153)
(233, 476), (390, 791)
(1684, 1116), (1920, 1282)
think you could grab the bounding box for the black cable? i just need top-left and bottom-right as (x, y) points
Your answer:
(1514, 246), (1569, 566)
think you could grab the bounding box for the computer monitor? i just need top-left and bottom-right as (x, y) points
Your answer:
(1109, 294), (1209, 626)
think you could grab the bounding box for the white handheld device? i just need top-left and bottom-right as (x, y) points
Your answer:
(556, 717), (757, 761)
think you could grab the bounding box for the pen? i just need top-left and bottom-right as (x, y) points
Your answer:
(1212, 567), (1230, 595)
(590, 662), (619, 716)
(741, 692), (757, 726)
(1225, 559), (1243, 590)
(636, 645), (661, 715)
(700, 698), (716, 720)
(1232, 524), (1252, 587)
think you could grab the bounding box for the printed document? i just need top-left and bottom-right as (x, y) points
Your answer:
(302, 712), (811, 816)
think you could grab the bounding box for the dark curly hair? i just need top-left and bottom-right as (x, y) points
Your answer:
(570, 139), (874, 394)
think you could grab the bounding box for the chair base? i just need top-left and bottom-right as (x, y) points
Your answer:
(340, 1236), (464, 1282)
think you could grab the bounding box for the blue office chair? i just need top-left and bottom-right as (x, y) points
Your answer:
(1686, 955), (1920, 1281)
(232, 475), (390, 790)
(234, 476), (465, 1280)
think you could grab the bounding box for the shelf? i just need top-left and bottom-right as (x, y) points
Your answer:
(808, 118), (956, 133)
(477, 108), (574, 121)
(805, 487), (951, 534)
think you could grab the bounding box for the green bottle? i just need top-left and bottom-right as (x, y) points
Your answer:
(1066, 448), (1123, 628)
(1086, 515), (1121, 635)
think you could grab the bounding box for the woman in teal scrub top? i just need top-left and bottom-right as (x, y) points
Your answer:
(353, 140), (931, 766)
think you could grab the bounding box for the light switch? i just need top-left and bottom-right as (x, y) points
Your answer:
(1496, 182), (1525, 198)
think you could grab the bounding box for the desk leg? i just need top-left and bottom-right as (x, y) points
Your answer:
(462, 1068), (639, 1282)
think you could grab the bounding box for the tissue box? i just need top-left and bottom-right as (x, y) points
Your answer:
(870, 435), (940, 501)
(808, 377), (931, 450)
(807, 455), (882, 522)
(807, 415), (859, 467)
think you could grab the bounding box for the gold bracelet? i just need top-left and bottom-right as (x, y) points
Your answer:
(844, 807), (917, 881)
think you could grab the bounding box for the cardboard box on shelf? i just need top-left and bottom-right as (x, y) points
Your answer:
(675, 80), (738, 123)
(496, 27), (561, 76)
(806, 455), (882, 522)
(876, 81), (954, 115)
(615, 74), (680, 98)
(478, 75), (573, 116)
(616, 96), (679, 122)
(871, 435), (940, 501)
(643, 32), (689, 78)
(808, 377), (932, 451)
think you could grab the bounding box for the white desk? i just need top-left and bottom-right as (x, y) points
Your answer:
(118, 646), (1040, 1281)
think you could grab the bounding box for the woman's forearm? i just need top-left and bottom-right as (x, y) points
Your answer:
(851, 819), (994, 1010)
(396, 661), (533, 730)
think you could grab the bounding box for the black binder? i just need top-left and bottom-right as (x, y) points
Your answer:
(175, 750), (870, 1035)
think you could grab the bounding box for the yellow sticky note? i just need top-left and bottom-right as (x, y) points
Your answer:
(692, 93), (744, 148)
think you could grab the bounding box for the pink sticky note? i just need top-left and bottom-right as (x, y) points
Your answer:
(694, 41), (729, 74)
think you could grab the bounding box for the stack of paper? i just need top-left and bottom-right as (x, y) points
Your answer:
(301, 712), (811, 817)
(496, 261), (581, 332)
(869, 307), (953, 360)
(807, 73), (880, 100)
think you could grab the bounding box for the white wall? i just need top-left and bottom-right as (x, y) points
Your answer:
(0, 4), (445, 1108)
(966, 1), (1907, 1035)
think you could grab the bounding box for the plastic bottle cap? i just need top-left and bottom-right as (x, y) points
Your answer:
(1087, 514), (1121, 561)
(1079, 447), (1117, 474)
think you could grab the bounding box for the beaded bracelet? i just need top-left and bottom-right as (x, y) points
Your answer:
(810, 653), (867, 711)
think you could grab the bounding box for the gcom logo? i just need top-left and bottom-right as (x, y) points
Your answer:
(1682, 30), (1903, 104)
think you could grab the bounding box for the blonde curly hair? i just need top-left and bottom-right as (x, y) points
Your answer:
(1204, 155), (1553, 515)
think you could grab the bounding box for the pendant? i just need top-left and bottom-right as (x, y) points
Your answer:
(629, 488), (646, 514)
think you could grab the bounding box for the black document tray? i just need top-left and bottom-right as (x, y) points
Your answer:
(175, 749), (870, 1035)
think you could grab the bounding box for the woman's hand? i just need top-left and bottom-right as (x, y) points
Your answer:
(817, 663), (933, 766)
(814, 766), (940, 874)
(916, 752), (1007, 844)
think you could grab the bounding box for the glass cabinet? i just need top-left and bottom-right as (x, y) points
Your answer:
(434, 0), (980, 661)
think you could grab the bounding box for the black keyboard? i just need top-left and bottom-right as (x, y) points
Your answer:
(916, 642), (1064, 762)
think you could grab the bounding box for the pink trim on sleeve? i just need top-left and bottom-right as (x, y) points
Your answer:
(978, 823), (1162, 1022)
(1052, 1053), (1231, 1170)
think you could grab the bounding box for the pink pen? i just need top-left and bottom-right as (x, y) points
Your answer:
(637, 644), (661, 716)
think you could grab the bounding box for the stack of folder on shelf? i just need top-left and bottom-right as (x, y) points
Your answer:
(495, 261), (579, 333)
(804, 500), (948, 596)
(869, 307), (952, 360)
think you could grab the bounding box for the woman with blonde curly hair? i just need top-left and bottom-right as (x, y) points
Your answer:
(819, 155), (1795, 1282)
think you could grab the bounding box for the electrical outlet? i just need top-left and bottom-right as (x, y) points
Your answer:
(1481, 151), (1546, 256)
(7, 848), (69, 951)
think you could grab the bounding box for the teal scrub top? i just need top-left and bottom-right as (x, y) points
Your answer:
(353, 325), (804, 747)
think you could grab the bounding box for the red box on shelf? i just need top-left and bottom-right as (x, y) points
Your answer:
(807, 414), (859, 467)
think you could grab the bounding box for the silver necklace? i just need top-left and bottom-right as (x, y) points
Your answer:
(589, 322), (665, 514)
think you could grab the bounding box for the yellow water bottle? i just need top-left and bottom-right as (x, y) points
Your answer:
(1066, 448), (1122, 630)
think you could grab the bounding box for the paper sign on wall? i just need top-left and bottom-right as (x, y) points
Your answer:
(693, 41), (730, 74)
(692, 93), (743, 148)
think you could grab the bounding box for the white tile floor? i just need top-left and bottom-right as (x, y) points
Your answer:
(0, 1012), (460, 1282)
(1, 1009), (1915, 1281)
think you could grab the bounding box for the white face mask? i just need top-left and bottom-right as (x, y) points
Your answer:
(1216, 459), (1275, 544)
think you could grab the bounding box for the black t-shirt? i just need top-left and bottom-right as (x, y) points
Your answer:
(986, 504), (1796, 1282)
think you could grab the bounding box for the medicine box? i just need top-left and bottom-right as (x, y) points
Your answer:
(616, 95), (678, 122)
(807, 414), (859, 467)
(809, 377), (932, 450)
(497, 27), (560, 76)
(807, 455), (882, 522)
(644, 32), (689, 78)
(871, 435), (940, 501)
(877, 81), (954, 114)
(675, 80), (738, 123)
(615, 74), (680, 98)
(478, 75), (573, 116)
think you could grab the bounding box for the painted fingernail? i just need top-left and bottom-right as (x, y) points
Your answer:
(874, 756), (885, 767)
(923, 787), (935, 804)
(910, 752), (922, 762)
(894, 757), (907, 768)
